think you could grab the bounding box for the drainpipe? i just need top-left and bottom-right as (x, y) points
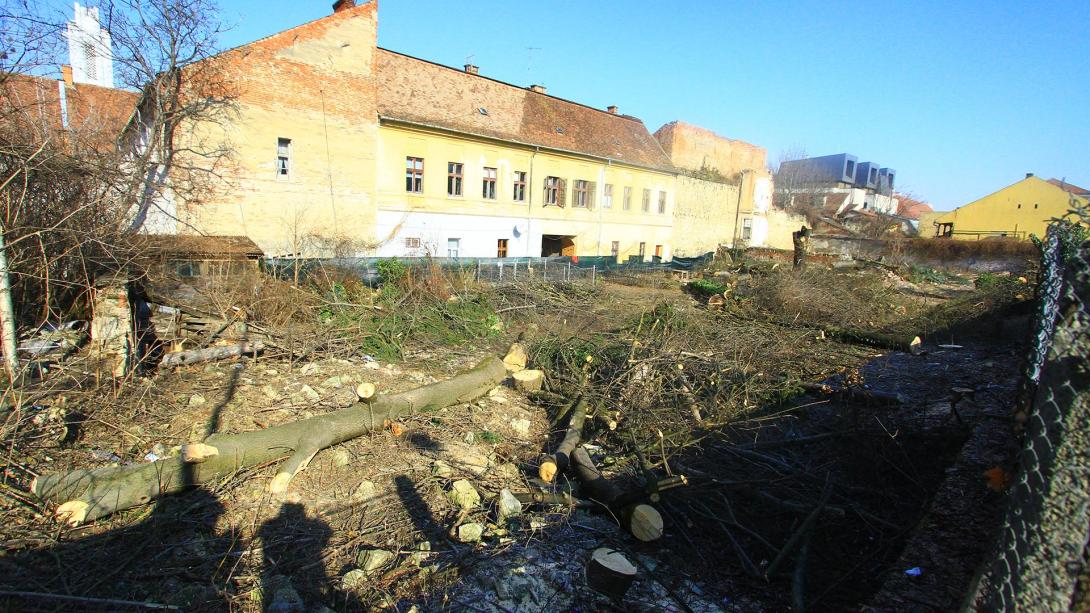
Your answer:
(526, 147), (538, 257)
(732, 169), (750, 248)
(597, 159), (611, 257)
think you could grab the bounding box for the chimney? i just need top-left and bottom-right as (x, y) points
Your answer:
(61, 65), (73, 87)
(332, 0), (355, 13)
(464, 64), (478, 75)
(529, 84), (547, 94)
(607, 105), (618, 114)
(1026, 172), (1034, 179)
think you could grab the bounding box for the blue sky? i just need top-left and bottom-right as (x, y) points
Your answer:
(49, 0), (1090, 210)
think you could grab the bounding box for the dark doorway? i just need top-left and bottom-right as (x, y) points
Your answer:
(541, 235), (576, 257)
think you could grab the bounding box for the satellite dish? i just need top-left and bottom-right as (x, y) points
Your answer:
(513, 225), (522, 238)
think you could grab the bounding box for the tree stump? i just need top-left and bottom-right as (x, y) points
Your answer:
(513, 369), (544, 393)
(586, 548), (637, 600)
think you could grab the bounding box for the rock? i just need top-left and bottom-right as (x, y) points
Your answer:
(509, 418), (531, 437)
(265, 575), (304, 612)
(495, 462), (521, 482)
(300, 363), (319, 376)
(330, 447), (351, 467)
(503, 343), (528, 372)
(410, 541), (431, 566)
(357, 548), (394, 574)
(352, 480), (376, 501)
(431, 460), (453, 478)
(447, 479), (481, 510)
(497, 488), (522, 521)
(457, 522), (485, 543)
(262, 385), (280, 400)
(188, 394), (206, 408)
(299, 385), (320, 402)
(341, 569), (368, 591)
(321, 375), (345, 388)
(445, 443), (490, 475)
(364, 361), (382, 370)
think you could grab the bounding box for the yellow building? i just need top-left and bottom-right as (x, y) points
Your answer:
(934, 174), (1088, 240)
(147, 0), (771, 262)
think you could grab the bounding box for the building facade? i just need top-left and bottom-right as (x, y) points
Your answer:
(933, 174), (1088, 240)
(144, 0), (775, 260)
(776, 152), (898, 215)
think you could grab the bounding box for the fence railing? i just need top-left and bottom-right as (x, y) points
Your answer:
(965, 212), (1090, 611)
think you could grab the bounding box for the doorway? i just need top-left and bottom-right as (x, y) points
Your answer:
(541, 235), (576, 257)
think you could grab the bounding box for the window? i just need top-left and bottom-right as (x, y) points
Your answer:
(406, 157), (424, 193)
(513, 171), (526, 201)
(742, 218), (753, 240)
(448, 162), (463, 196)
(83, 41), (97, 80)
(497, 238), (508, 258)
(870, 168), (878, 182)
(574, 180), (590, 208)
(544, 176), (565, 206)
(657, 190), (667, 214)
(638, 242), (646, 259)
(603, 184), (613, 209)
(404, 237), (421, 249)
(447, 238), (460, 258)
(623, 186), (632, 211)
(1034, 203), (1039, 209)
(611, 241), (619, 258)
(655, 245), (663, 258)
(1017, 203), (1022, 209)
(845, 160), (856, 178)
(277, 138), (291, 179)
(642, 188), (651, 212)
(483, 167), (497, 199)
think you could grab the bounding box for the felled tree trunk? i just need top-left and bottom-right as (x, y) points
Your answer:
(160, 341), (265, 368)
(538, 396), (587, 482)
(571, 446), (663, 542)
(33, 356), (506, 525)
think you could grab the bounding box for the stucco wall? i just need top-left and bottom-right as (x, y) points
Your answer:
(936, 176), (1087, 240)
(671, 175), (741, 256)
(174, 3), (381, 257)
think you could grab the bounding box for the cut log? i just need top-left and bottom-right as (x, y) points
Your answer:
(160, 341), (264, 368)
(512, 369), (545, 393)
(796, 381), (903, 406)
(502, 343), (528, 372)
(538, 396), (587, 483)
(570, 446), (663, 542)
(355, 382), (376, 401)
(32, 356), (506, 525)
(586, 548), (637, 601)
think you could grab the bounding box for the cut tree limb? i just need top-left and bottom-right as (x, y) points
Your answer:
(32, 356), (506, 525)
(513, 369), (545, 393)
(570, 446), (663, 542)
(160, 341), (264, 368)
(538, 396), (587, 482)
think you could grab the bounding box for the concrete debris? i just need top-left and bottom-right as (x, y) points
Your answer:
(299, 385), (320, 402)
(352, 480), (376, 501)
(357, 548), (395, 574)
(509, 418), (531, 437)
(431, 460), (453, 478)
(188, 394), (207, 408)
(444, 443), (491, 475)
(497, 488), (522, 521)
(447, 479), (481, 510)
(329, 447), (351, 467)
(457, 522), (485, 543)
(299, 363), (319, 376)
(341, 569), (368, 592)
(264, 575), (305, 612)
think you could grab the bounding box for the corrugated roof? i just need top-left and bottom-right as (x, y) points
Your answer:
(375, 49), (674, 172)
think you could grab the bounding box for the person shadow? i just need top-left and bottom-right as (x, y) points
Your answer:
(258, 502), (334, 611)
(0, 487), (238, 611)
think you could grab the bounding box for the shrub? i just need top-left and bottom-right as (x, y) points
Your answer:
(688, 278), (728, 297)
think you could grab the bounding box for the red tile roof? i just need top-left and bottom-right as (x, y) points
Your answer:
(1047, 178), (1090, 196)
(0, 73), (137, 151)
(895, 194), (934, 219)
(375, 49), (674, 172)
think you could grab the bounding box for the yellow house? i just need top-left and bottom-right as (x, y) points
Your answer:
(934, 174), (1088, 240)
(146, 0), (770, 262)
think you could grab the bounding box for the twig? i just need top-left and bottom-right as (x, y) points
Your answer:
(0, 590), (180, 610)
(764, 481), (831, 579)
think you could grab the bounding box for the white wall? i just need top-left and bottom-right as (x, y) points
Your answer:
(375, 210), (540, 258)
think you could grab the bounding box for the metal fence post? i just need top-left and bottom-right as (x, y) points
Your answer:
(514, 260), (518, 280)
(476, 260), (481, 283)
(566, 261), (571, 281)
(498, 262), (503, 282)
(591, 265), (596, 285)
(543, 258), (547, 281)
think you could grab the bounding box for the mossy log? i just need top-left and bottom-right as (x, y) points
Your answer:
(160, 341), (265, 368)
(32, 356), (506, 525)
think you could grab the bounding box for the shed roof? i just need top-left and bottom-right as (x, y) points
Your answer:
(137, 234), (264, 259)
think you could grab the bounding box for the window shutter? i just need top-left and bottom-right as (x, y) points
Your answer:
(557, 179), (567, 208)
(588, 181), (597, 209)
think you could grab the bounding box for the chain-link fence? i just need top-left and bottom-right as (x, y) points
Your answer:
(965, 209), (1090, 611)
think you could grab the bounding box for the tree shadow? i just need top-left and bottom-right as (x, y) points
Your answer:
(0, 487), (238, 611)
(257, 502), (333, 611)
(394, 474), (446, 545)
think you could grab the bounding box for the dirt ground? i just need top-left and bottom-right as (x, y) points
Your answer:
(0, 265), (1032, 612)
